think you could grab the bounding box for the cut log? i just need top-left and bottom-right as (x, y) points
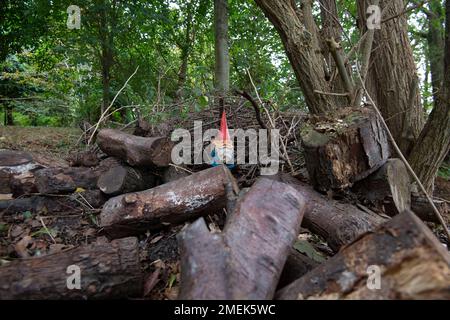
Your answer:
(33, 167), (102, 194)
(409, 193), (448, 223)
(301, 108), (390, 191)
(0, 190), (106, 216)
(178, 218), (229, 299)
(9, 171), (38, 197)
(66, 150), (99, 167)
(352, 158), (411, 213)
(274, 174), (387, 252)
(97, 129), (173, 167)
(0, 237), (143, 299)
(178, 178), (306, 300)
(0, 150), (41, 193)
(100, 166), (235, 239)
(276, 211), (450, 300)
(161, 165), (191, 184)
(97, 164), (156, 196)
(277, 248), (319, 290)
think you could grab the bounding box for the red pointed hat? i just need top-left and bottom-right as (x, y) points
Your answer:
(218, 110), (231, 144)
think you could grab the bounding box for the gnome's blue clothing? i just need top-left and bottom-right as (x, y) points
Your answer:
(210, 147), (235, 169)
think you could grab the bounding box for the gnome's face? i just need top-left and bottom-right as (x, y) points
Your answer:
(214, 140), (234, 164)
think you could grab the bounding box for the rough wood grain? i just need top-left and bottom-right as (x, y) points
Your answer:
(276, 211), (450, 300)
(178, 178), (306, 300)
(97, 129), (173, 167)
(34, 167), (102, 194)
(100, 166), (234, 239)
(97, 164), (156, 196)
(0, 237), (143, 299)
(274, 174), (387, 252)
(301, 108), (390, 191)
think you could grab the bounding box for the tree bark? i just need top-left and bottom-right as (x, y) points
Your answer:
(214, 0), (230, 94)
(100, 166), (235, 239)
(96, 129), (174, 167)
(33, 167), (102, 194)
(254, 0), (345, 114)
(301, 108), (390, 191)
(0, 237), (142, 299)
(178, 178), (305, 299)
(408, 0), (450, 193)
(357, 0), (425, 155)
(276, 211), (450, 300)
(97, 164), (156, 196)
(0, 190), (107, 216)
(274, 174), (387, 252)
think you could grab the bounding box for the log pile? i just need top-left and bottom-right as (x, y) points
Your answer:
(1, 110), (449, 300)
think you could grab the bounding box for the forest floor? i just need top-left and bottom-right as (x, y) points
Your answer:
(0, 126), (182, 299)
(1, 126), (449, 299)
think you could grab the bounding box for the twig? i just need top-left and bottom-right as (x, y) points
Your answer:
(38, 216), (56, 244)
(314, 90), (350, 97)
(87, 66), (139, 145)
(235, 90), (267, 129)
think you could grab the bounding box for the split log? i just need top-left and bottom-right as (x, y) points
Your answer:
(97, 129), (173, 167)
(0, 190), (106, 215)
(0, 237), (143, 299)
(100, 166), (235, 239)
(33, 167), (102, 194)
(97, 164), (156, 196)
(178, 178), (305, 300)
(301, 108), (390, 191)
(352, 158), (411, 213)
(274, 174), (387, 252)
(276, 211), (450, 300)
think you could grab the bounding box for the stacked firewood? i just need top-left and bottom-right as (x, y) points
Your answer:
(0, 106), (449, 300)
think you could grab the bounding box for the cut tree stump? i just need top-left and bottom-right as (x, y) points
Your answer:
(33, 167), (102, 194)
(0, 190), (106, 215)
(178, 177), (306, 300)
(274, 174), (387, 252)
(97, 164), (156, 196)
(100, 166), (235, 239)
(276, 211), (450, 300)
(97, 129), (173, 167)
(352, 158), (411, 214)
(301, 108), (390, 191)
(0, 237), (142, 299)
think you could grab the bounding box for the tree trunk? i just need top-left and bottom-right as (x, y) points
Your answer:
(4, 102), (13, 125)
(426, 0), (445, 107)
(276, 211), (450, 300)
(99, 1), (115, 116)
(0, 237), (142, 299)
(408, 0), (450, 193)
(214, 0), (230, 94)
(254, 0), (345, 114)
(357, 0), (425, 155)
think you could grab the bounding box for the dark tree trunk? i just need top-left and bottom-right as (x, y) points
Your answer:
(408, 0), (450, 193)
(254, 0), (346, 114)
(4, 102), (13, 125)
(214, 0), (230, 96)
